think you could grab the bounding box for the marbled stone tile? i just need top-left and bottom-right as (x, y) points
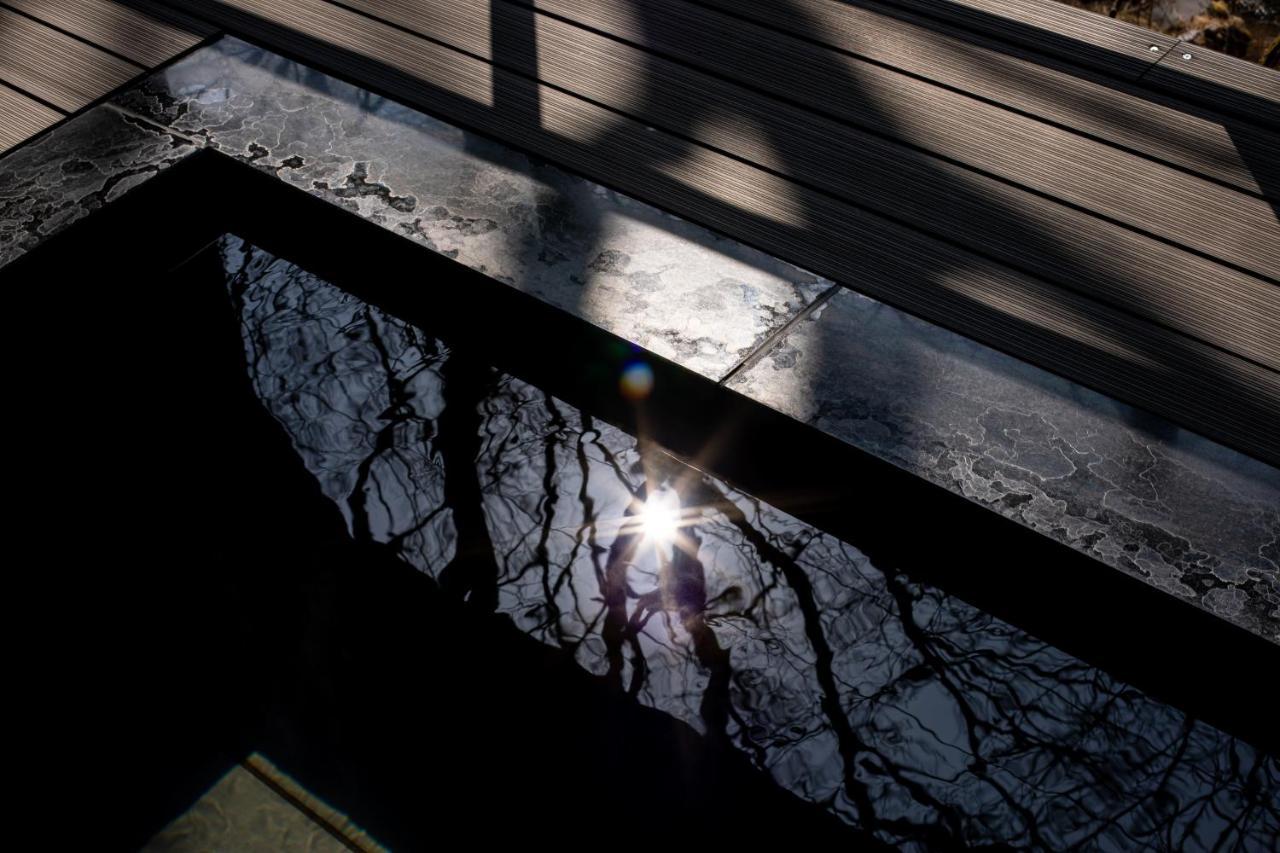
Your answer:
(729, 289), (1280, 641)
(0, 106), (197, 269)
(143, 761), (363, 853)
(110, 37), (829, 380)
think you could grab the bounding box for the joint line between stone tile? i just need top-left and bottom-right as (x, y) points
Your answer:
(105, 102), (205, 147)
(718, 283), (841, 385)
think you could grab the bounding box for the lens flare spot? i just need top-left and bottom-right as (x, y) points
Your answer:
(639, 488), (680, 546)
(619, 361), (654, 400)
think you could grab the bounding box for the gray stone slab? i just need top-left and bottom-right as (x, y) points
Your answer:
(728, 289), (1280, 641)
(107, 37), (830, 381)
(143, 756), (383, 852)
(0, 105), (197, 269)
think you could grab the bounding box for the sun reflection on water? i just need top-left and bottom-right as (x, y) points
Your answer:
(638, 488), (681, 546)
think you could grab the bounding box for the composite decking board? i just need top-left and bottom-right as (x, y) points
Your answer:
(135, 0), (1280, 464)
(0, 81), (62, 152)
(3, 0), (211, 67)
(1143, 42), (1280, 130)
(881, 0), (1279, 131)
(0, 6), (141, 112)
(502, 0), (1278, 281)
(335, 0), (1280, 367)
(873, 0), (1176, 79)
(676, 0), (1277, 198)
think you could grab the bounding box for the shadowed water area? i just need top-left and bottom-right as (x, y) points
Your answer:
(49, 234), (1267, 851)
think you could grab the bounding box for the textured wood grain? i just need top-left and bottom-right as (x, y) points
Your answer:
(1143, 42), (1280, 130)
(336, 0), (1280, 367)
(3, 0), (214, 67)
(874, 0), (1176, 78)
(513, 0), (1279, 280)
(142, 0), (1280, 463)
(679, 0), (1278, 198)
(0, 81), (62, 151)
(0, 6), (141, 111)
(880, 0), (1279, 134)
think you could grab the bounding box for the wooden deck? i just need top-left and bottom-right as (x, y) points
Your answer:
(0, 1), (212, 117)
(2, 0), (1278, 463)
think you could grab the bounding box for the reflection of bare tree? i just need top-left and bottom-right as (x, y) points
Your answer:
(436, 351), (500, 611)
(224, 235), (457, 574)
(222, 236), (1279, 850)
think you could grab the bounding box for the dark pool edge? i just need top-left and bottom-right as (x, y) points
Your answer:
(3, 148), (1275, 756)
(3, 33), (1277, 645)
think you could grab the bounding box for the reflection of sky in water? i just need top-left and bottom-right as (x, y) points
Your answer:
(222, 235), (1278, 851)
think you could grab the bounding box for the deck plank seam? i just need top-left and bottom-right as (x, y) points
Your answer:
(133, 5), (1280, 381)
(868, 0), (1175, 76)
(0, 27), (225, 159)
(0, 78), (69, 116)
(189, 0), (1280, 294)
(494, 0), (1280, 270)
(686, 0), (1174, 76)
(1136, 39), (1184, 83)
(0, 1), (148, 70)
(517, 0), (1272, 202)
(17, 1), (1277, 461)
(673, 0), (1279, 202)
(157, 0), (1280, 242)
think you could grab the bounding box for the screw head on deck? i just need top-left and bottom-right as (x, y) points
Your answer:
(1148, 44), (1161, 52)
(1181, 52), (1192, 60)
